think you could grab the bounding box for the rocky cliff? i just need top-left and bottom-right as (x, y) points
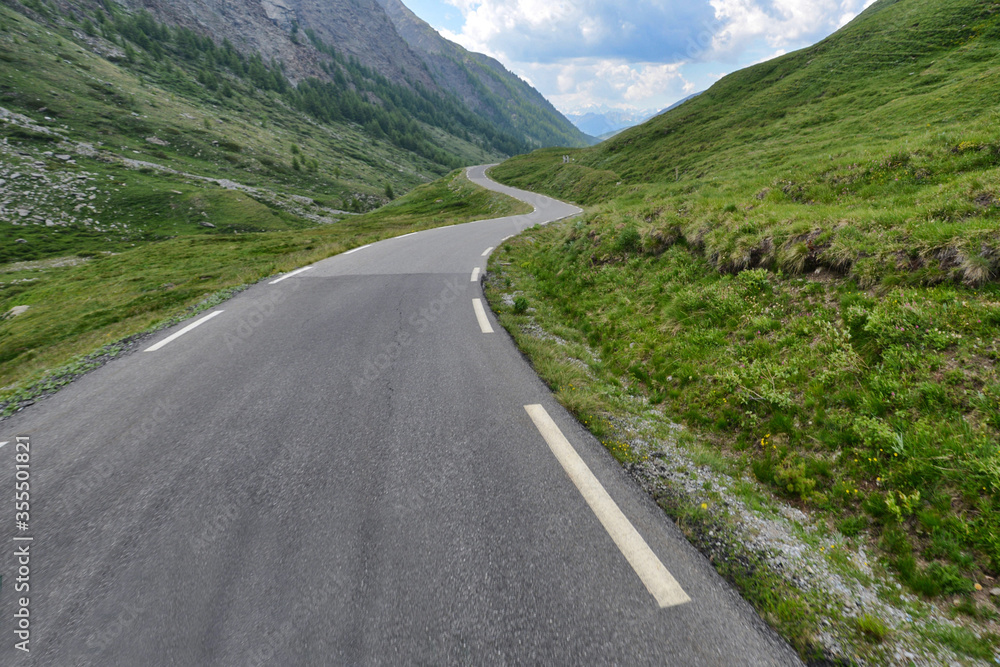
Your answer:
(105, 0), (433, 87)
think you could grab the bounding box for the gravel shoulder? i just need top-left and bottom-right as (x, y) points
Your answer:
(484, 262), (1000, 666)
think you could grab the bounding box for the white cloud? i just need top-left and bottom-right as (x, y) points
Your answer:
(509, 59), (690, 114)
(433, 0), (879, 114)
(441, 0), (716, 64)
(749, 47), (787, 66)
(623, 64), (685, 104)
(708, 0), (868, 59)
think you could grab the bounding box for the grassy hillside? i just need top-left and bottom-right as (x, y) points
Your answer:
(0, 1), (502, 261)
(488, 0), (1000, 661)
(495, 0), (1000, 286)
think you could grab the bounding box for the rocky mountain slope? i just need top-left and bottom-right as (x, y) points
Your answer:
(374, 0), (591, 149)
(51, 0), (588, 150)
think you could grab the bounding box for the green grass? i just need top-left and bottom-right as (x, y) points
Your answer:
(853, 614), (891, 643)
(488, 222), (1000, 599)
(924, 623), (1000, 662)
(492, 0), (1000, 287)
(0, 1), (506, 263)
(484, 0), (1000, 659)
(0, 169), (528, 410)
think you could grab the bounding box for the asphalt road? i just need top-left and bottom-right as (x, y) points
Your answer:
(0, 166), (802, 665)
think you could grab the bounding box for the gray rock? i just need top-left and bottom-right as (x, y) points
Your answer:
(199, 221), (216, 228)
(14, 239), (27, 243)
(989, 587), (1000, 598)
(3, 305), (29, 319)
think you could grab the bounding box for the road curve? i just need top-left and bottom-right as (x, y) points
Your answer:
(0, 166), (801, 665)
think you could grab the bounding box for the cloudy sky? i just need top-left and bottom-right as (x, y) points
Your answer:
(402, 0), (879, 115)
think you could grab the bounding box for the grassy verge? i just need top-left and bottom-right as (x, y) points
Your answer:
(479, 1), (1000, 652)
(0, 169), (528, 414)
(482, 1), (1000, 660)
(486, 222), (1000, 664)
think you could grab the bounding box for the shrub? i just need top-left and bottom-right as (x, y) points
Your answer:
(854, 614), (890, 642)
(773, 458), (818, 501)
(613, 226), (641, 254)
(735, 268), (771, 295)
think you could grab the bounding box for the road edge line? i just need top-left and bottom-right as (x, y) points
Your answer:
(524, 403), (691, 609)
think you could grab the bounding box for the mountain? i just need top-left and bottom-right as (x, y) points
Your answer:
(564, 106), (658, 139)
(374, 0), (591, 149)
(0, 0), (525, 264)
(68, 0), (429, 87)
(13, 0), (601, 182)
(69, 0), (589, 150)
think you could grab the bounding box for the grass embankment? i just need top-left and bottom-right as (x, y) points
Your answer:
(0, 170), (528, 412)
(487, 0), (1000, 661)
(494, 1), (1000, 286)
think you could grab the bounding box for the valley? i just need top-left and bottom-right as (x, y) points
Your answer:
(2, 0), (1000, 663)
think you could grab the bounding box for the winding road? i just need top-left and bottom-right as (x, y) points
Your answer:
(0, 166), (801, 665)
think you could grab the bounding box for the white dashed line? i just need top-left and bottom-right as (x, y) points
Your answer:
(268, 266), (313, 285)
(471, 267), (481, 282)
(344, 244), (372, 255)
(524, 404), (691, 609)
(397, 232), (417, 239)
(481, 247), (493, 257)
(472, 299), (494, 333)
(144, 311), (224, 352)
(0, 442), (7, 449)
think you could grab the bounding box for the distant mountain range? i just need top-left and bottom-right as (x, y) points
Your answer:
(565, 94), (703, 140)
(563, 107), (660, 139)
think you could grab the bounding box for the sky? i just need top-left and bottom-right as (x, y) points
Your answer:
(401, 0), (879, 116)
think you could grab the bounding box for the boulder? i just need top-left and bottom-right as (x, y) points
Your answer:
(3, 305), (29, 319)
